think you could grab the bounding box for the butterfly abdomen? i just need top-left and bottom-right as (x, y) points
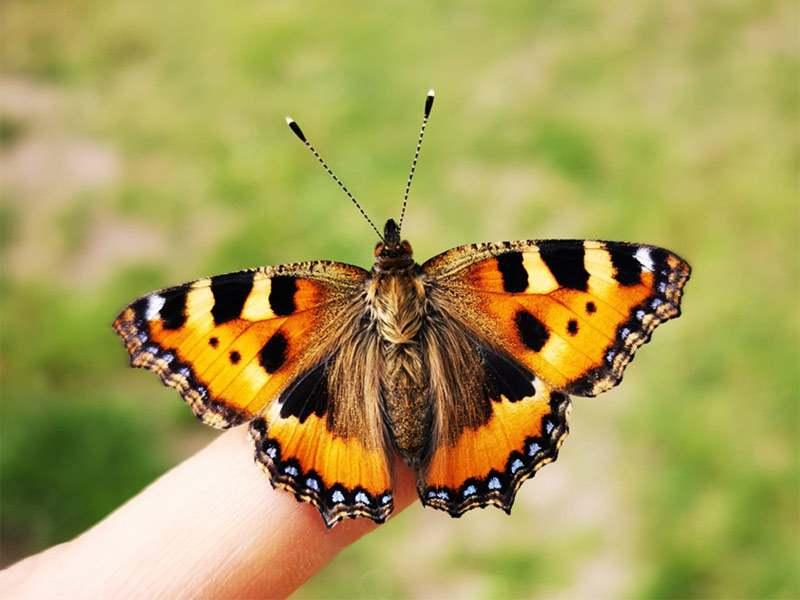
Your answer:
(383, 363), (429, 466)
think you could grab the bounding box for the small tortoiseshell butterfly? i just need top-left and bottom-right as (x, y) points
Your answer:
(113, 91), (691, 528)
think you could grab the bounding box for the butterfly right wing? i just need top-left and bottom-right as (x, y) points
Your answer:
(113, 261), (394, 527)
(415, 239), (689, 517)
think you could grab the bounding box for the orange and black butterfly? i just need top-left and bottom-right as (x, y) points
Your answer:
(113, 91), (691, 528)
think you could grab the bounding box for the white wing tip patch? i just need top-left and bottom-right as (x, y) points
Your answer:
(145, 294), (165, 321)
(634, 247), (655, 272)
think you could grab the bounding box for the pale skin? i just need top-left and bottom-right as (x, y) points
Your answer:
(0, 426), (417, 598)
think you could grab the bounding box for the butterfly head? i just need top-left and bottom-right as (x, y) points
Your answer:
(374, 219), (414, 268)
(383, 218), (402, 246)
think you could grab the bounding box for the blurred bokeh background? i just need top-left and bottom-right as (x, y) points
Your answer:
(1, 1), (798, 597)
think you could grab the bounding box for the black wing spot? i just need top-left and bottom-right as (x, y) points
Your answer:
(649, 247), (671, 272)
(160, 283), (191, 330)
(211, 273), (254, 324)
(550, 391), (569, 409)
(270, 276), (298, 317)
(496, 252), (528, 293)
(130, 296), (149, 324)
(209, 336), (219, 348)
(515, 310), (549, 352)
(229, 350), (241, 364)
(608, 247), (642, 287)
(278, 361), (329, 423)
(567, 319), (579, 335)
(251, 417), (268, 437)
(481, 346), (535, 402)
(586, 301), (596, 314)
(259, 332), (288, 374)
(538, 240), (589, 291)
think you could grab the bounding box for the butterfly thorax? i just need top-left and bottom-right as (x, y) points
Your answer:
(367, 219), (431, 465)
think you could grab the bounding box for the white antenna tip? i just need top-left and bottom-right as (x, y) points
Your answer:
(424, 89), (435, 116)
(285, 117), (306, 142)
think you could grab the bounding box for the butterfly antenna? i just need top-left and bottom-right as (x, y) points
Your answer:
(285, 117), (384, 241)
(398, 89), (435, 233)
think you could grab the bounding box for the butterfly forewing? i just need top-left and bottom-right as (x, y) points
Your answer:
(423, 239), (691, 396)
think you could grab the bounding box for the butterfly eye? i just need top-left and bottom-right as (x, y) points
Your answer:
(374, 242), (384, 257)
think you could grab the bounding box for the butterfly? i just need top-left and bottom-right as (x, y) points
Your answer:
(113, 91), (691, 528)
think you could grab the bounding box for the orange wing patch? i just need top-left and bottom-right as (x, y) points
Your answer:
(421, 379), (570, 516)
(250, 406), (393, 526)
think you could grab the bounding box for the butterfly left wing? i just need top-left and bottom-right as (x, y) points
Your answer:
(417, 239), (690, 516)
(113, 262), (395, 527)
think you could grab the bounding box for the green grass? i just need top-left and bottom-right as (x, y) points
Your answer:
(2, 0), (798, 597)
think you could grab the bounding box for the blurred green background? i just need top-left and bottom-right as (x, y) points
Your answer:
(1, 1), (798, 597)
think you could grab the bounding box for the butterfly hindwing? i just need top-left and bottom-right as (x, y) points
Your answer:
(424, 239), (691, 396)
(113, 261), (394, 527)
(418, 342), (571, 516)
(249, 331), (396, 527)
(250, 379), (395, 528)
